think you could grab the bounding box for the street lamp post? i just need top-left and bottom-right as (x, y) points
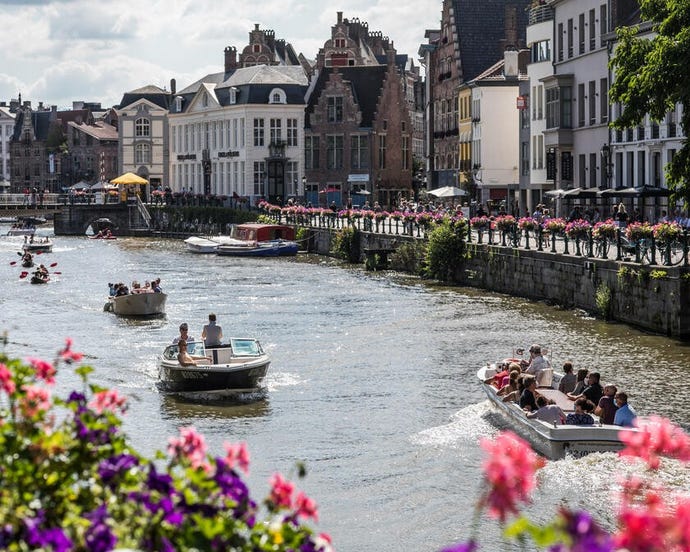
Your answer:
(600, 143), (612, 188)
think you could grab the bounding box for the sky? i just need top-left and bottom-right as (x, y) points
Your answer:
(0, 0), (440, 110)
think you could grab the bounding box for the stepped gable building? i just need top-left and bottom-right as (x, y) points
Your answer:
(304, 12), (416, 208)
(419, 0), (530, 191)
(9, 100), (102, 192)
(116, 84), (174, 196)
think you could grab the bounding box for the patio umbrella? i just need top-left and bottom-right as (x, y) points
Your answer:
(599, 187), (639, 197)
(544, 189), (567, 198)
(111, 172), (148, 185)
(354, 189), (371, 195)
(637, 185), (670, 197)
(428, 186), (468, 198)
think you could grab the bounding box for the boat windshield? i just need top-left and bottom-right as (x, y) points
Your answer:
(230, 339), (262, 356)
(163, 341), (206, 360)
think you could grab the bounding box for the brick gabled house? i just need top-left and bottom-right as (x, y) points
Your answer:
(304, 53), (413, 209)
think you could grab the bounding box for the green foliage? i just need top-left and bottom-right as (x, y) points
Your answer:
(389, 241), (427, 273)
(256, 214), (273, 224)
(422, 220), (467, 281)
(650, 269), (668, 279)
(295, 227), (309, 250)
(0, 343), (331, 551)
(595, 282), (613, 320)
(331, 227), (359, 262)
(609, 2), (690, 202)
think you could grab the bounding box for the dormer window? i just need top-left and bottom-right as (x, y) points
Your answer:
(175, 96), (182, 112)
(253, 44), (261, 53)
(335, 38), (346, 48)
(269, 88), (286, 104)
(202, 93), (208, 107)
(229, 87), (237, 104)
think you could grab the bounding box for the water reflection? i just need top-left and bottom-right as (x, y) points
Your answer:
(160, 394), (271, 421)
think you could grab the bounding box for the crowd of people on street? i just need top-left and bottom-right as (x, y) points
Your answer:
(488, 344), (637, 427)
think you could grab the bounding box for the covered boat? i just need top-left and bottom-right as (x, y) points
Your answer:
(478, 359), (641, 459)
(215, 223), (298, 257)
(184, 235), (244, 254)
(158, 338), (270, 396)
(104, 291), (167, 316)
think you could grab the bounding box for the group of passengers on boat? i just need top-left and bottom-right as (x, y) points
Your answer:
(488, 344), (637, 427)
(108, 278), (162, 296)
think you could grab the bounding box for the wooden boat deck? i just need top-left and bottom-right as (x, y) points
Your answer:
(538, 388), (575, 413)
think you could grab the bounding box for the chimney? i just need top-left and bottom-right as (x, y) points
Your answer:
(170, 78), (176, 95)
(503, 48), (519, 78)
(337, 11), (343, 24)
(387, 42), (396, 66)
(224, 46), (237, 72)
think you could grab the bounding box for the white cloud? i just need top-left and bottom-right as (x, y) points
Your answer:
(0, 0), (440, 109)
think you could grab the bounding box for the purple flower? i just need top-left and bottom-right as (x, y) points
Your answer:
(85, 505), (117, 552)
(97, 453), (139, 485)
(440, 541), (478, 552)
(146, 464), (174, 494)
(559, 509), (614, 552)
(214, 458), (250, 505)
(67, 391), (86, 404)
(25, 517), (73, 552)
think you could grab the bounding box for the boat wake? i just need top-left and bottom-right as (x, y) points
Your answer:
(411, 401), (499, 448)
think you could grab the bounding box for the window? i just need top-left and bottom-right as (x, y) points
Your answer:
(334, 38), (346, 48)
(567, 19), (573, 58)
(135, 143), (151, 164)
(378, 134), (386, 169)
(589, 80), (596, 125)
(557, 23), (564, 61)
(135, 118), (150, 137)
(578, 83), (585, 127)
(589, 9), (596, 50)
(561, 86), (572, 128)
(531, 40), (550, 63)
(305, 136), (320, 169)
(402, 136), (409, 170)
(270, 118), (282, 144)
(326, 135), (343, 169)
(538, 135), (544, 169)
(546, 87), (560, 128)
(253, 161), (265, 195)
(589, 152), (597, 187)
(253, 118), (264, 147)
(600, 78), (608, 123)
(229, 88), (237, 104)
(579, 154), (587, 187)
(327, 96), (343, 123)
(537, 86), (543, 119)
(578, 14), (585, 54)
(287, 119), (298, 147)
(350, 135), (369, 170)
(600, 5), (608, 48)
(253, 44), (260, 53)
(521, 141), (530, 175)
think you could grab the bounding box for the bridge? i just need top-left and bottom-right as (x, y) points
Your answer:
(53, 200), (152, 236)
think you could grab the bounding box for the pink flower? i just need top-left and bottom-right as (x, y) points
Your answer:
(223, 441), (250, 474)
(168, 426), (208, 469)
(479, 431), (544, 522)
(619, 416), (690, 469)
(26, 357), (56, 385)
(19, 384), (51, 418)
(268, 473), (294, 509)
(616, 487), (671, 551)
(58, 338), (84, 364)
(89, 389), (128, 415)
(0, 363), (16, 394)
(294, 491), (319, 521)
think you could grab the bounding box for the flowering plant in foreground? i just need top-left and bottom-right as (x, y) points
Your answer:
(440, 417), (690, 552)
(517, 217), (539, 232)
(592, 219), (618, 241)
(565, 218), (592, 240)
(626, 221), (655, 242)
(653, 221), (683, 243)
(494, 215), (516, 232)
(542, 217), (567, 235)
(0, 338), (332, 552)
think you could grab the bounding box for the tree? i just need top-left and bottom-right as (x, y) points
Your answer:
(609, 0), (690, 202)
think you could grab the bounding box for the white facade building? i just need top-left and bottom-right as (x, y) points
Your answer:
(0, 105), (15, 189)
(169, 65), (308, 203)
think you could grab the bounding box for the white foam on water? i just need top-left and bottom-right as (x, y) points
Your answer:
(412, 401), (499, 448)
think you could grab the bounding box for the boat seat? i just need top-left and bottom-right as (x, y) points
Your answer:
(537, 388), (574, 412)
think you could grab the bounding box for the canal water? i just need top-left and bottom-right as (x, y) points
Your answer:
(1, 225), (690, 551)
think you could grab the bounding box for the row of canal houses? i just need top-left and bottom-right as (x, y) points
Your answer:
(0, 1), (682, 218)
(421, 0), (682, 220)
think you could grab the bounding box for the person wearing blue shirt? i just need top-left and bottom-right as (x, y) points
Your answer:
(613, 391), (637, 427)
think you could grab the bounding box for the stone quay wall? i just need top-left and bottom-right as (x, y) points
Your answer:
(306, 227), (690, 339)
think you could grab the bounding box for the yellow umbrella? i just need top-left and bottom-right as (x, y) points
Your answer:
(111, 172), (148, 185)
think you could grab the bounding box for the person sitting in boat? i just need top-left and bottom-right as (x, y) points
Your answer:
(497, 369), (521, 402)
(594, 385), (618, 425)
(151, 278), (162, 293)
(115, 283), (129, 296)
(569, 368), (589, 396)
(177, 339), (211, 366)
(565, 398), (595, 425)
(526, 395), (565, 425)
(108, 283), (117, 297)
(201, 313), (223, 348)
(524, 344), (550, 381)
(484, 362), (521, 388)
(37, 264), (48, 277)
(173, 323), (195, 344)
(21, 251), (33, 263)
(519, 377), (539, 412)
(567, 372), (603, 405)
(613, 392), (638, 427)
(557, 362), (577, 394)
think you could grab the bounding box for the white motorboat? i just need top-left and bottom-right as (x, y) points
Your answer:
(158, 338), (271, 397)
(104, 291), (167, 316)
(22, 238), (53, 253)
(478, 358), (641, 459)
(184, 235), (244, 253)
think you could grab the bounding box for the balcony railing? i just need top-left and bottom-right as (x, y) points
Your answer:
(529, 4), (554, 25)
